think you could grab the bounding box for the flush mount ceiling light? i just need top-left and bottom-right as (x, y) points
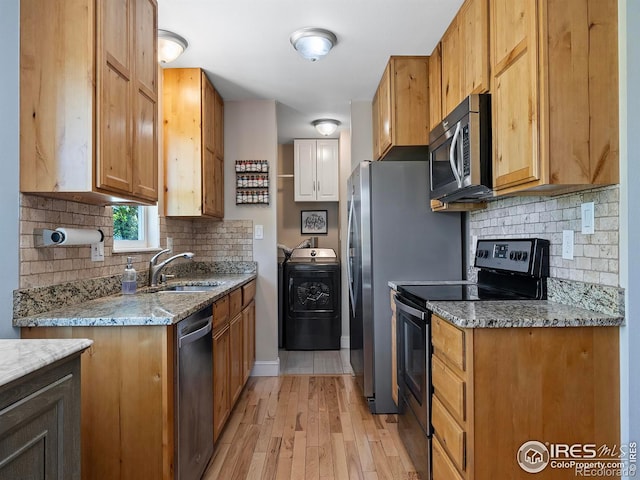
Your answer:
(312, 119), (341, 136)
(158, 29), (189, 64)
(290, 27), (337, 62)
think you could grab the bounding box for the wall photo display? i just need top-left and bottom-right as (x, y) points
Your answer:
(300, 210), (328, 234)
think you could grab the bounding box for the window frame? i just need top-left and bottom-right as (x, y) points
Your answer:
(112, 205), (160, 253)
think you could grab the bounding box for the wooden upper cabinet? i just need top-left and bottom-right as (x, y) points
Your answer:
(441, 0), (489, 119)
(441, 18), (462, 118)
(372, 56), (429, 161)
(163, 68), (225, 218)
(491, 0), (619, 195)
(20, 0), (158, 206)
(428, 44), (443, 131)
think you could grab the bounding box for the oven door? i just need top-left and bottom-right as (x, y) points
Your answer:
(395, 294), (431, 436)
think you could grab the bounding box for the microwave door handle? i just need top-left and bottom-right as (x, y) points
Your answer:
(449, 122), (463, 188)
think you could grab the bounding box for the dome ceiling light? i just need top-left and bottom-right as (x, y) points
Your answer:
(290, 28), (338, 62)
(158, 29), (189, 64)
(312, 119), (341, 136)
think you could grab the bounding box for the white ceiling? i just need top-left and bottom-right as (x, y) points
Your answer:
(157, 0), (464, 144)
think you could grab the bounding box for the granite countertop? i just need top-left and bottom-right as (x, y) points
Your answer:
(389, 280), (624, 328)
(427, 300), (624, 328)
(13, 273), (256, 328)
(0, 339), (93, 388)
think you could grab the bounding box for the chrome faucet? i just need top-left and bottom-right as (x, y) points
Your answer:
(148, 249), (195, 287)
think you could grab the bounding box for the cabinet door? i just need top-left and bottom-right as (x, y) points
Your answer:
(461, 0), (489, 96)
(229, 314), (243, 405)
(428, 44), (443, 129)
(0, 362), (80, 480)
(97, 0), (133, 194)
(491, 0), (540, 190)
(213, 324), (230, 443)
(213, 88), (225, 160)
(242, 300), (255, 383)
(441, 18), (461, 118)
(315, 140), (339, 202)
(372, 90), (381, 160)
(378, 63), (393, 155)
(294, 140), (317, 201)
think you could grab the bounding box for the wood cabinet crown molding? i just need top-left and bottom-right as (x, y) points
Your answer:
(20, 0), (159, 206)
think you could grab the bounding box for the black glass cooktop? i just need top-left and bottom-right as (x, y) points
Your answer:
(397, 282), (534, 307)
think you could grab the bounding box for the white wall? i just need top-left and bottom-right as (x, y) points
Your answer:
(618, 0), (639, 468)
(0, 0), (20, 339)
(224, 100), (279, 375)
(350, 101), (374, 172)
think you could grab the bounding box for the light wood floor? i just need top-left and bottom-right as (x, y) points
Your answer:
(202, 375), (418, 480)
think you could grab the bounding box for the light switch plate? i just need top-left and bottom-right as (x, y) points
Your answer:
(562, 230), (574, 260)
(91, 242), (104, 262)
(581, 202), (595, 234)
(254, 224), (264, 240)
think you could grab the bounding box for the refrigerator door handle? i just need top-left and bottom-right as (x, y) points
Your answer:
(346, 196), (356, 312)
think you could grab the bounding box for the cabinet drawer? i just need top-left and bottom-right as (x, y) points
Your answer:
(229, 288), (242, 318)
(432, 436), (464, 480)
(432, 396), (465, 472)
(432, 315), (466, 371)
(432, 354), (466, 422)
(242, 280), (256, 307)
(213, 295), (229, 330)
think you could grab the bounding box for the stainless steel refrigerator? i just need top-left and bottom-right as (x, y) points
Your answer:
(347, 160), (463, 413)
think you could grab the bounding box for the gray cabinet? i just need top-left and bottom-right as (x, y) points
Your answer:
(0, 357), (82, 480)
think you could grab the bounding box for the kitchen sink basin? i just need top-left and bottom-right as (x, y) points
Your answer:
(160, 283), (224, 293)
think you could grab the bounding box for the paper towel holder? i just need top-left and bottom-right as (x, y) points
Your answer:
(34, 228), (105, 247)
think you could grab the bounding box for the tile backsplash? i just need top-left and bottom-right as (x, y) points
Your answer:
(468, 186), (619, 287)
(19, 194), (253, 288)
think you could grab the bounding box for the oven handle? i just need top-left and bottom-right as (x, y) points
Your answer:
(449, 122), (463, 188)
(394, 296), (427, 321)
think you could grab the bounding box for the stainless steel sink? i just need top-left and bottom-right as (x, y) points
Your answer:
(160, 283), (224, 293)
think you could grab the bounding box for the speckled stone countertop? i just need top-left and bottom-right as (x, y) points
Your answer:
(13, 273), (256, 328)
(389, 279), (624, 328)
(0, 339), (93, 388)
(426, 300), (623, 328)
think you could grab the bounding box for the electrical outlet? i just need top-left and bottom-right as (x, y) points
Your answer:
(91, 242), (104, 262)
(562, 230), (574, 260)
(581, 202), (595, 234)
(166, 237), (174, 253)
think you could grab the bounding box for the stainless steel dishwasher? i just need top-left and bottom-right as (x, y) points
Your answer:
(176, 306), (214, 480)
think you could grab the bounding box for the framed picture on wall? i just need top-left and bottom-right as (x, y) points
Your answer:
(300, 210), (328, 234)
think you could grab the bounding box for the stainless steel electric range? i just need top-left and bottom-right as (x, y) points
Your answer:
(394, 238), (550, 480)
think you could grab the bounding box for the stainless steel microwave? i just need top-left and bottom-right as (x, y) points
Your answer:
(429, 94), (493, 203)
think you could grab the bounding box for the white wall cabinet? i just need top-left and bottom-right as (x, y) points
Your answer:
(294, 139), (339, 202)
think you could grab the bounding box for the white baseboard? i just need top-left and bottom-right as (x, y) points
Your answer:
(341, 335), (350, 349)
(250, 358), (280, 377)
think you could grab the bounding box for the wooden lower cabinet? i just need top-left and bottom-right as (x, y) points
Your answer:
(21, 326), (175, 480)
(0, 354), (84, 480)
(242, 299), (256, 383)
(229, 313), (244, 405)
(212, 280), (257, 443)
(212, 323), (230, 443)
(431, 314), (620, 479)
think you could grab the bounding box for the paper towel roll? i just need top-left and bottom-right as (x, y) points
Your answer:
(54, 228), (104, 246)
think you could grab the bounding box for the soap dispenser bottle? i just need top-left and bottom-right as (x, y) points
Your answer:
(122, 256), (137, 294)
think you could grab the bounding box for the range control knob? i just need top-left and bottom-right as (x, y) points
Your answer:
(509, 251), (515, 260)
(515, 251), (523, 261)
(522, 251), (528, 262)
